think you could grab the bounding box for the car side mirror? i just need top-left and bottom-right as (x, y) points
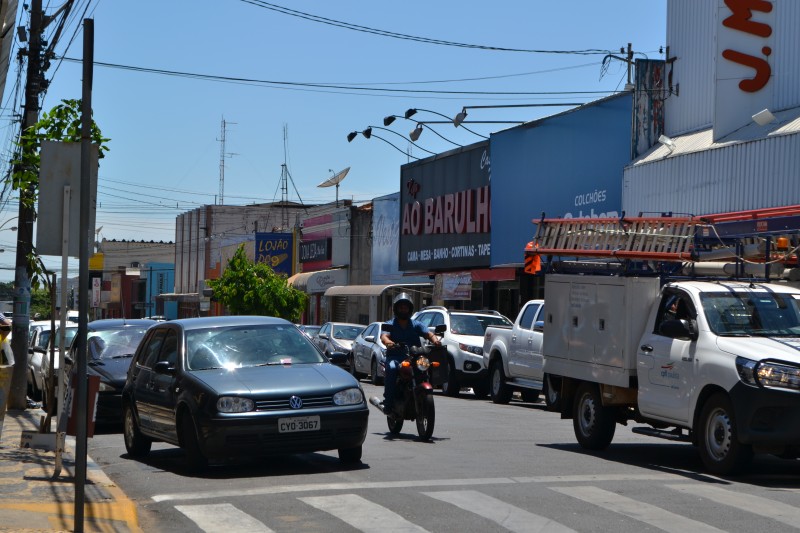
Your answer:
(380, 323), (393, 333)
(328, 351), (348, 366)
(433, 324), (447, 335)
(153, 361), (175, 376)
(32, 346), (46, 355)
(318, 333), (329, 340)
(364, 335), (376, 343)
(659, 318), (697, 341)
(533, 321), (544, 332)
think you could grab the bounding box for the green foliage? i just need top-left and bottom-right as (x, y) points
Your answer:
(207, 245), (307, 321)
(30, 287), (52, 320)
(6, 99), (110, 289)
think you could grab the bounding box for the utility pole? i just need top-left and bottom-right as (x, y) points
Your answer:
(9, 0), (44, 410)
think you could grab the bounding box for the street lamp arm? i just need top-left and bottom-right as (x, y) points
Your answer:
(369, 133), (420, 160)
(366, 125), (436, 155)
(406, 107), (488, 139)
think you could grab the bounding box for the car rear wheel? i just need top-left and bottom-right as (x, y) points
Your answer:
(573, 382), (616, 450)
(441, 358), (460, 397)
(123, 404), (152, 457)
(543, 374), (562, 411)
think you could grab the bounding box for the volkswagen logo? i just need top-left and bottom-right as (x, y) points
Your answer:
(289, 395), (303, 409)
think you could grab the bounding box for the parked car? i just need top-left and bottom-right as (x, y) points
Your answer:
(314, 322), (366, 366)
(28, 320), (78, 403)
(297, 324), (321, 340)
(121, 316), (369, 470)
(68, 319), (157, 425)
(350, 322), (388, 385)
(413, 307), (513, 397)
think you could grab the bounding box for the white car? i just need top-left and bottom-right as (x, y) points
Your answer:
(27, 320), (78, 403)
(350, 322), (388, 385)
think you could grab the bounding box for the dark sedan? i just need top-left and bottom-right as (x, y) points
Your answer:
(70, 319), (157, 425)
(121, 316), (369, 470)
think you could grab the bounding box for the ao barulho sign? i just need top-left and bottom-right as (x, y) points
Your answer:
(399, 141), (491, 271)
(255, 232), (294, 276)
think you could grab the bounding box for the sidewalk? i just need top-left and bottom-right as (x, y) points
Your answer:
(0, 409), (142, 532)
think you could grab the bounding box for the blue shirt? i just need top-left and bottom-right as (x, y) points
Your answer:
(384, 318), (428, 348)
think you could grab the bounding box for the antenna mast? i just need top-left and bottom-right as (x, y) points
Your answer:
(280, 124), (291, 229)
(217, 117), (237, 205)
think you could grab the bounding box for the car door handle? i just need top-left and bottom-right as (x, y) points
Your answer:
(640, 344), (653, 353)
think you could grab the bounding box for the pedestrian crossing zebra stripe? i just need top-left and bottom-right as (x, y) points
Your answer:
(423, 490), (577, 533)
(666, 483), (800, 528)
(299, 494), (429, 533)
(175, 503), (274, 533)
(549, 486), (726, 533)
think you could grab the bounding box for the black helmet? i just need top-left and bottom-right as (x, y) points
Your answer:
(392, 292), (414, 319)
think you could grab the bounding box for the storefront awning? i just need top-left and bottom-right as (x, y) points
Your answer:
(287, 268), (348, 294)
(324, 283), (432, 298)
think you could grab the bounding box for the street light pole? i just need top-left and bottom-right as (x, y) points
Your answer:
(9, 0), (44, 410)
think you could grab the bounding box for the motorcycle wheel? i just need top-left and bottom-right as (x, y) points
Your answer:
(415, 394), (435, 441)
(387, 414), (404, 434)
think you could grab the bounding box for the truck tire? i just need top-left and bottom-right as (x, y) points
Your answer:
(698, 393), (753, 475)
(573, 382), (616, 450)
(543, 374), (562, 411)
(490, 361), (513, 404)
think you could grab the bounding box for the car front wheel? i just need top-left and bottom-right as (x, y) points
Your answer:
(123, 404), (152, 457)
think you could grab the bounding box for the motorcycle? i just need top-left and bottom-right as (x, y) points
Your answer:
(370, 325), (447, 441)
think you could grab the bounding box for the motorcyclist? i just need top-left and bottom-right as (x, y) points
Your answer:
(370, 293), (440, 415)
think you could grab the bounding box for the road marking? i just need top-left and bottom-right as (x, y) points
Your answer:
(299, 494), (429, 533)
(667, 483), (800, 528)
(550, 486), (725, 533)
(152, 474), (679, 502)
(175, 503), (273, 533)
(424, 490), (577, 533)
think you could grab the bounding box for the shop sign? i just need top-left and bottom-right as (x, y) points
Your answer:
(434, 272), (472, 301)
(399, 142), (491, 271)
(255, 232), (293, 276)
(299, 238), (330, 263)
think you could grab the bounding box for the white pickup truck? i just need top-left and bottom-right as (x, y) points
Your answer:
(543, 273), (800, 475)
(482, 299), (560, 407)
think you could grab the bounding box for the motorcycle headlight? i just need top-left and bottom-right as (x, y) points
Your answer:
(736, 357), (800, 392)
(416, 356), (430, 371)
(333, 387), (364, 405)
(458, 343), (483, 356)
(217, 396), (254, 413)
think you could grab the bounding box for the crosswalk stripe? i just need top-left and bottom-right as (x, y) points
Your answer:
(423, 490), (576, 533)
(667, 483), (800, 528)
(175, 503), (273, 533)
(550, 486), (725, 533)
(299, 494), (429, 533)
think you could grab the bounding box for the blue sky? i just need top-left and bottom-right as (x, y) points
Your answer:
(0, 0), (666, 281)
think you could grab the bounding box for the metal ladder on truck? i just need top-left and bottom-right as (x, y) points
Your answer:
(523, 206), (800, 274)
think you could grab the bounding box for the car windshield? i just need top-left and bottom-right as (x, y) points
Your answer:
(700, 291), (800, 337)
(88, 327), (150, 360)
(332, 325), (363, 340)
(301, 326), (321, 336)
(450, 314), (512, 336)
(186, 324), (326, 370)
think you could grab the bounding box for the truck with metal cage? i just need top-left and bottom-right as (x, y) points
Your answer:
(530, 206), (800, 475)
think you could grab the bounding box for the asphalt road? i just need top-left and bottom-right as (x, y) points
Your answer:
(88, 383), (800, 532)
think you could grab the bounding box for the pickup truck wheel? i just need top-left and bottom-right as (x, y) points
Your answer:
(573, 382), (616, 450)
(441, 359), (460, 397)
(490, 362), (512, 404)
(543, 374), (562, 411)
(698, 393), (752, 475)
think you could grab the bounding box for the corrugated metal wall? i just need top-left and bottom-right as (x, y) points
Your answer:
(665, 0), (800, 136)
(665, 0), (715, 136)
(623, 132), (800, 216)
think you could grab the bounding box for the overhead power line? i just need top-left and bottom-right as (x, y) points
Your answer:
(56, 57), (621, 97)
(238, 0), (615, 55)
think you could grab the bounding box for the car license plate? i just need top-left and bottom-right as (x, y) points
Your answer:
(278, 415), (320, 433)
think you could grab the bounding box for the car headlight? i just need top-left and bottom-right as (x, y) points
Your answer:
(458, 343), (483, 356)
(416, 356), (430, 371)
(98, 381), (116, 392)
(736, 357), (800, 392)
(217, 396), (254, 413)
(333, 387), (363, 406)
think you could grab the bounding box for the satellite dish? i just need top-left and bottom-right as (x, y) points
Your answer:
(317, 167), (350, 206)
